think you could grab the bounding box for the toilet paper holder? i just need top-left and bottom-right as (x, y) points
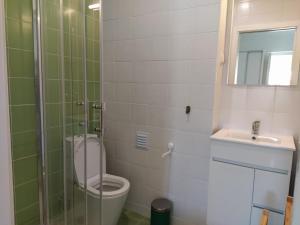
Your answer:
(161, 142), (175, 158)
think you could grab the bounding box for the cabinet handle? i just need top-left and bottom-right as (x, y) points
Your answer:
(212, 157), (288, 175)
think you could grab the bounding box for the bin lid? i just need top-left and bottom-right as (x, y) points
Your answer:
(151, 198), (172, 213)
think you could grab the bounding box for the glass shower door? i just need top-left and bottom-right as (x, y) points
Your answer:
(33, 0), (102, 224)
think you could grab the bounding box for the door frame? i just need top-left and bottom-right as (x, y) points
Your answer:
(0, 0), (15, 224)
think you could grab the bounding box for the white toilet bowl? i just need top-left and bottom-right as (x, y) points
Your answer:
(69, 134), (130, 225)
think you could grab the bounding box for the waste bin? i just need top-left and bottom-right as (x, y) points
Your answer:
(151, 198), (172, 225)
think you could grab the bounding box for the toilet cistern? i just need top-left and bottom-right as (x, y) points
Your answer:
(161, 142), (175, 158)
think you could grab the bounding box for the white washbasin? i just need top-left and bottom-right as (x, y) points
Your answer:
(211, 129), (295, 150)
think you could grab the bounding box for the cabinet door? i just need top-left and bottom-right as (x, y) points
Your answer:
(250, 207), (284, 225)
(253, 170), (289, 212)
(207, 161), (254, 225)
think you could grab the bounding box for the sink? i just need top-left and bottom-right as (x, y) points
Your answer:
(211, 129), (295, 150)
(225, 130), (280, 144)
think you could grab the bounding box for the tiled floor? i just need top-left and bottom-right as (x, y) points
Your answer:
(117, 209), (150, 225)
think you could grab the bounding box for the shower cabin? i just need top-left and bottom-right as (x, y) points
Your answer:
(25, 0), (103, 224)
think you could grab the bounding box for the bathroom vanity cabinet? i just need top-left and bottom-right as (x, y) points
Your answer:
(207, 129), (295, 225)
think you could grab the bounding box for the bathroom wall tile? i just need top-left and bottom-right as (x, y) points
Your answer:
(104, 0), (221, 222)
(6, 19), (33, 51)
(46, 29), (59, 54)
(46, 127), (63, 150)
(173, 131), (211, 157)
(15, 203), (40, 225)
(10, 105), (37, 133)
(21, 21), (34, 51)
(170, 0), (219, 10)
(13, 156), (38, 186)
(103, 20), (116, 41)
(115, 18), (134, 40)
(133, 39), (154, 61)
(14, 180), (39, 212)
(104, 41), (115, 62)
(20, 0), (33, 22)
(46, 80), (61, 103)
(274, 88), (300, 114)
(246, 88), (275, 112)
(9, 78), (36, 105)
(230, 87), (248, 110)
(48, 150), (63, 174)
(188, 85), (214, 110)
(115, 62), (134, 83)
(45, 54), (60, 79)
(6, 18), (22, 49)
(12, 131), (38, 160)
(272, 112), (300, 136)
(115, 83), (134, 102)
(46, 104), (61, 128)
(48, 173), (63, 197)
(103, 0), (118, 20)
(115, 40), (135, 61)
(5, 0), (19, 20)
(8, 48), (34, 77)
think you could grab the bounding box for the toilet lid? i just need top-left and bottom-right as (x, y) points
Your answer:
(73, 135), (106, 185)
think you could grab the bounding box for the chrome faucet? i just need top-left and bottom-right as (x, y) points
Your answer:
(252, 121), (260, 136)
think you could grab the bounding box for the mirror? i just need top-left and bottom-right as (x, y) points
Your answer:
(227, 25), (300, 86)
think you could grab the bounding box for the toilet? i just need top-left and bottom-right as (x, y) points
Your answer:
(69, 134), (130, 225)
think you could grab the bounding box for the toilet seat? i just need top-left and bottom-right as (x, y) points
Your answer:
(87, 174), (130, 198)
(72, 134), (130, 199)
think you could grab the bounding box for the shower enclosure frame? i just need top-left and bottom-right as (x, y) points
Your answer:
(32, 0), (104, 224)
(0, 0), (15, 223)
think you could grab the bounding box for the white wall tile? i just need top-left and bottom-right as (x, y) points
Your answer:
(103, 0), (221, 224)
(114, 62), (133, 83)
(115, 18), (134, 40)
(246, 88), (275, 112)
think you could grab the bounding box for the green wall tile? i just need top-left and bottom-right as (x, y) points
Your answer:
(5, 0), (19, 19)
(6, 18), (22, 48)
(12, 131), (38, 160)
(71, 34), (83, 57)
(9, 78), (36, 105)
(93, 41), (100, 60)
(46, 29), (59, 54)
(6, 19), (33, 50)
(21, 21), (33, 50)
(15, 203), (40, 225)
(15, 180), (39, 211)
(10, 105), (37, 133)
(46, 54), (60, 79)
(46, 127), (62, 149)
(94, 61), (100, 81)
(48, 150), (63, 173)
(13, 156), (38, 186)
(45, 80), (61, 103)
(45, 2), (59, 29)
(49, 194), (64, 219)
(8, 48), (34, 77)
(46, 103), (61, 128)
(20, 0), (33, 22)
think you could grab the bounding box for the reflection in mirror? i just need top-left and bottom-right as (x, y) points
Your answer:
(235, 28), (296, 86)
